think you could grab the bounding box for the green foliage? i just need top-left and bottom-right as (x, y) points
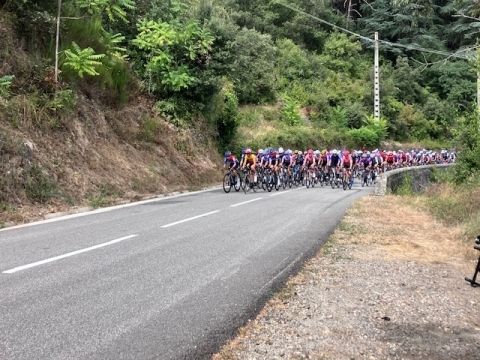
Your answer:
(47, 90), (76, 112)
(76, 0), (135, 23)
(25, 165), (57, 203)
(0, 75), (14, 98)
(63, 42), (105, 78)
(281, 96), (301, 126)
(454, 111), (480, 183)
(205, 79), (240, 148)
(3, 0), (480, 150)
(102, 31), (128, 61)
(319, 33), (363, 76)
(230, 28), (276, 104)
(347, 116), (388, 148)
(132, 19), (214, 93)
(394, 174), (414, 196)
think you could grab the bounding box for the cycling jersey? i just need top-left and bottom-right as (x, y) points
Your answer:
(296, 155), (304, 166)
(330, 154), (340, 167)
(281, 154), (291, 166)
(245, 154), (256, 165)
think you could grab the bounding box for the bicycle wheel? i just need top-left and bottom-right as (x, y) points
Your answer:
(243, 175), (251, 194)
(266, 174), (274, 192)
(234, 174), (241, 192)
(305, 172), (311, 188)
(223, 173), (232, 193)
(274, 174), (280, 191)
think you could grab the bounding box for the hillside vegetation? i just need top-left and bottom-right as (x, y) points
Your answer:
(0, 0), (479, 221)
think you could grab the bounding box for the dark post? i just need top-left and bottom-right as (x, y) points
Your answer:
(465, 235), (480, 287)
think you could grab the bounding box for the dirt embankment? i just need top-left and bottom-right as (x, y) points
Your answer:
(214, 196), (479, 359)
(0, 13), (222, 225)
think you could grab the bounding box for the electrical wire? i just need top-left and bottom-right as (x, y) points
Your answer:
(273, 0), (473, 60)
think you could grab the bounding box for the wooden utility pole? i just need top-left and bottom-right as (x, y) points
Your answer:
(374, 32), (380, 119)
(54, 0), (62, 84)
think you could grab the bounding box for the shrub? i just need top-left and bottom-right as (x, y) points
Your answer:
(0, 75), (14, 98)
(139, 117), (160, 142)
(281, 96), (301, 126)
(454, 110), (480, 183)
(208, 79), (239, 149)
(25, 165), (57, 203)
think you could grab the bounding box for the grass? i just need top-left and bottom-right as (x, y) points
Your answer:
(423, 182), (480, 239)
(25, 164), (57, 203)
(87, 183), (122, 209)
(394, 167), (480, 240)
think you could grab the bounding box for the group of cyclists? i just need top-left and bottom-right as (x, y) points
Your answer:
(222, 147), (456, 193)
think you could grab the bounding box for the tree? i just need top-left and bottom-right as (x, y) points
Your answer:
(132, 19), (214, 93)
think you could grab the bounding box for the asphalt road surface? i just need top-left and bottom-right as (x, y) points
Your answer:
(0, 183), (371, 359)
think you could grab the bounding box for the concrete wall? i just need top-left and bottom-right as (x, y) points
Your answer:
(374, 164), (454, 196)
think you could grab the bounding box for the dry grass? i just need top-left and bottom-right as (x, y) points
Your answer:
(334, 196), (474, 267)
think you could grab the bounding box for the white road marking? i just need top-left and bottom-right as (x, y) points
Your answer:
(269, 190), (291, 197)
(2, 234), (138, 274)
(0, 186), (222, 233)
(230, 198), (263, 208)
(161, 210), (220, 228)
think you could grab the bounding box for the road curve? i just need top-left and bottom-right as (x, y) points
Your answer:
(0, 183), (372, 359)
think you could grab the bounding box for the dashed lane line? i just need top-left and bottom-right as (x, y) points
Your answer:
(230, 198), (264, 208)
(2, 234), (139, 274)
(161, 210), (221, 228)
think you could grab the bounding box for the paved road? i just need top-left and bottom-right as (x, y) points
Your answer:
(0, 183), (371, 359)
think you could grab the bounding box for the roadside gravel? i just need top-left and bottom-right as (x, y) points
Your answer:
(214, 195), (480, 360)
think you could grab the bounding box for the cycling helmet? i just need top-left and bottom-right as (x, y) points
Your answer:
(298, 151), (303, 155)
(258, 149), (264, 155)
(314, 150), (320, 155)
(294, 150), (299, 154)
(278, 147), (284, 154)
(308, 149), (314, 155)
(245, 148), (252, 154)
(286, 149), (292, 155)
(224, 151), (231, 158)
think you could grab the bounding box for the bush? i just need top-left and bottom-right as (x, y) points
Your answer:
(0, 75), (14, 98)
(454, 111), (480, 183)
(208, 80), (239, 149)
(139, 117), (160, 143)
(348, 127), (380, 148)
(281, 96), (301, 126)
(25, 164), (57, 203)
(394, 174), (414, 196)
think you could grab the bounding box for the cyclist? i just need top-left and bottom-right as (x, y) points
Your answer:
(340, 149), (353, 186)
(240, 148), (257, 183)
(359, 152), (372, 185)
(329, 149), (341, 181)
(224, 151), (239, 172)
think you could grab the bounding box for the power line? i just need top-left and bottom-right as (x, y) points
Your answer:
(273, 0), (472, 60)
(273, 1), (373, 43)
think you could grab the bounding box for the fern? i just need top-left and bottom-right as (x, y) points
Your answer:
(63, 42), (105, 78)
(76, 0), (135, 23)
(102, 31), (128, 61)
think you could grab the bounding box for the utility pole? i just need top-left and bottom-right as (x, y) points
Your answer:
(374, 32), (380, 120)
(54, 0), (62, 85)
